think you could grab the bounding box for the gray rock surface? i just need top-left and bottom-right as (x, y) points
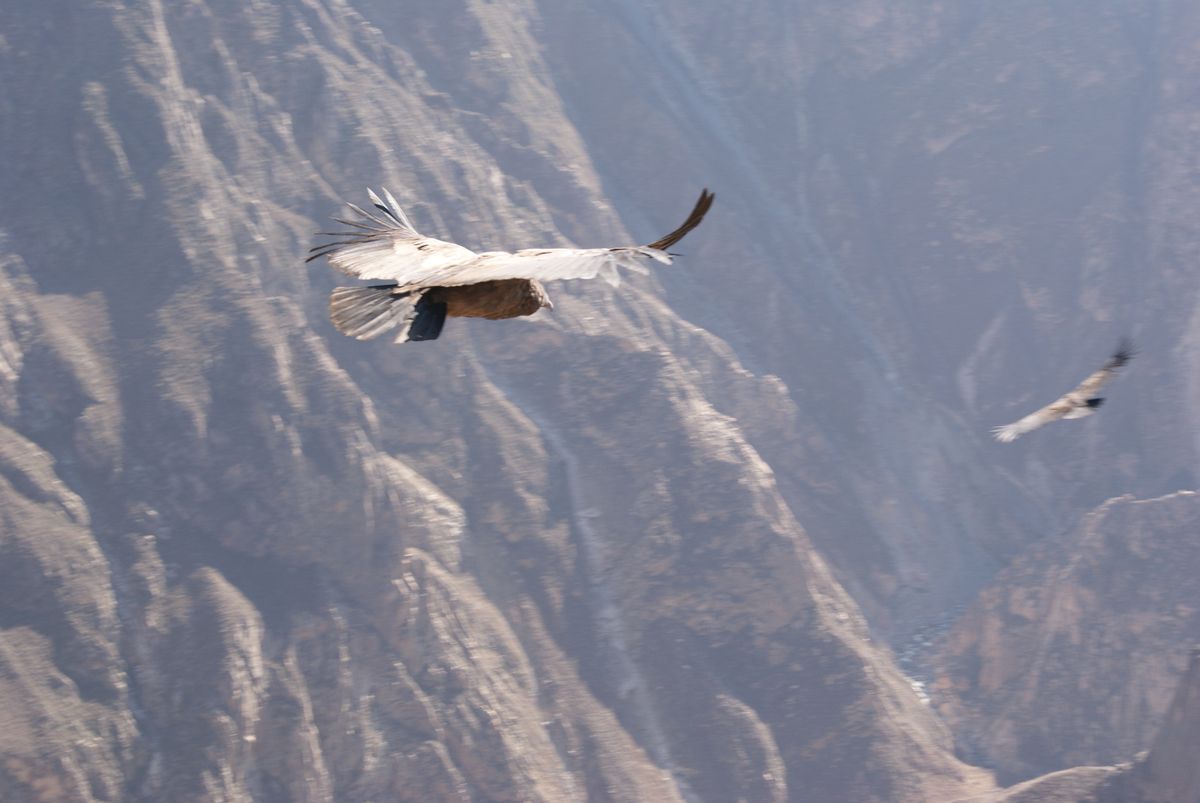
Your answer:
(958, 647), (1200, 802)
(934, 492), (1200, 784)
(1126, 645), (1200, 803)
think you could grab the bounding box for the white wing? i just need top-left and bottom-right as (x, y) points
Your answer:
(992, 405), (1066, 442)
(307, 189), (477, 284)
(310, 188), (714, 289)
(419, 246), (668, 288)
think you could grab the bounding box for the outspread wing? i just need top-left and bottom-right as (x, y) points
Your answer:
(1071, 338), (1136, 398)
(308, 188), (714, 289)
(425, 188), (715, 287)
(417, 246), (670, 288)
(307, 188), (477, 284)
(992, 398), (1074, 442)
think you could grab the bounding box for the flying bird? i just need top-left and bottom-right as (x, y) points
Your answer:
(992, 339), (1136, 442)
(308, 188), (714, 343)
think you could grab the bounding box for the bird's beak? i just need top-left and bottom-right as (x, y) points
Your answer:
(542, 298), (554, 310)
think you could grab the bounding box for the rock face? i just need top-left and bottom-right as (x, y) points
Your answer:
(934, 492), (1200, 783)
(961, 646), (1200, 803)
(4, 0), (1200, 801)
(981, 767), (1125, 803)
(0, 1), (997, 801)
(1123, 645), (1200, 803)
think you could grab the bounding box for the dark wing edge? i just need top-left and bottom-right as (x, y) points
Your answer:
(1074, 337), (1137, 397)
(645, 189), (715, 252)
(306, 188), (418, 265)
(1105, 338), (1137, 372)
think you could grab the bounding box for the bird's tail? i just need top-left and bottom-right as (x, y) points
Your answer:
(329, 286), (447, 343)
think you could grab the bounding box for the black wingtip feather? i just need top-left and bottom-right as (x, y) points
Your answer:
(308, 203), (394, 265)
(1111, 338), (1137, 368)
(645, 188), (715, 252)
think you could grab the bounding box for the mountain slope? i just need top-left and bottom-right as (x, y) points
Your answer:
(934, 491), (1200, 783)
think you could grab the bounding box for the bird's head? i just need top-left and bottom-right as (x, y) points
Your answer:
(531, 281), (553, 310)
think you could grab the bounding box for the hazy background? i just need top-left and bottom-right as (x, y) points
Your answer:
(1, 1), (1198, 801)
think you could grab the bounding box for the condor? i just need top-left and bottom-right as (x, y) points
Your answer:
(309, 188), (713, 344)
(993, 340), (1136, 443)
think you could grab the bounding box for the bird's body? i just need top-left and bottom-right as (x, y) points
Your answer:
(310, 188), (713, 343)
(992, 340), (1135, 442)
(428, 278), (550, 320)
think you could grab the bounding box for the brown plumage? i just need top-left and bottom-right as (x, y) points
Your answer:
(428, 279), (552, 320)
(310, 187), (713, 343)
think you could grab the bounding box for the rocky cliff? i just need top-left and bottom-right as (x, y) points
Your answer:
(1123, 644), (1200, 803)
(934, 491), (1200, 784)
(958, 646), (1200, 802)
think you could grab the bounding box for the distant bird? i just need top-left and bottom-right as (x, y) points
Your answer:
(992, 339), (1136, 442)
(308, 188), (714, 343)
